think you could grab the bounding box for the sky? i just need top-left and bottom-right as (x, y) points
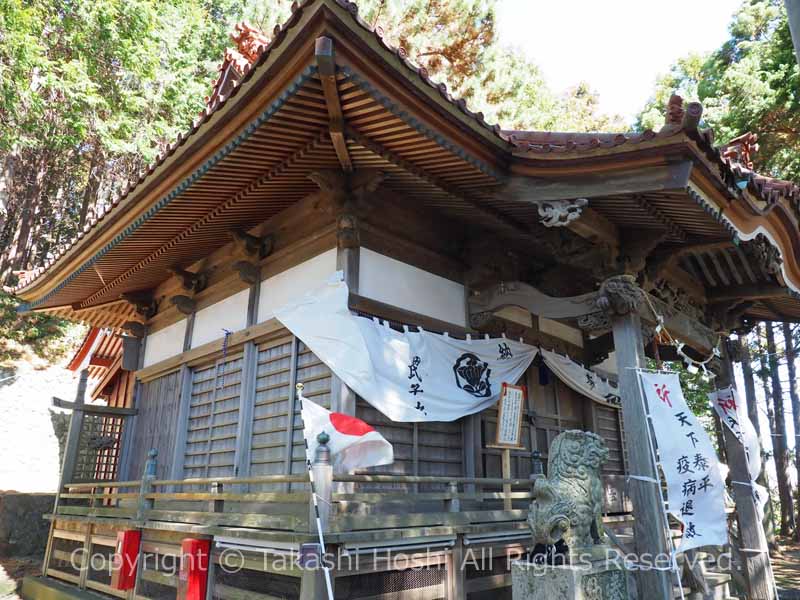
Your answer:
(495, 0), (742, 123)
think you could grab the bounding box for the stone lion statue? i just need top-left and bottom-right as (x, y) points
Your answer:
(528, 430), (609, 551)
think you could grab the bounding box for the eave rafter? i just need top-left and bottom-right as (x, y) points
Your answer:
(345, 125), (533, 242)
(315, 36), (352, 172)
(78, 129), (329, 309)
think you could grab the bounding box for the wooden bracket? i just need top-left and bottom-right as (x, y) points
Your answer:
(122, 321), (145, 338)
(308, 168), (385, 213)
(120, 292), (157, 320)
(232, 260), (261, 284)
(229, 229), (274, 259)
(315, 36), (352, 172)
(170, 295), (197, 315)
(168, 266), (208, 294)
(619, 228), (668, 274)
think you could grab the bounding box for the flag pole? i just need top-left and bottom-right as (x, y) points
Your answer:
(297, 383), (335, 600)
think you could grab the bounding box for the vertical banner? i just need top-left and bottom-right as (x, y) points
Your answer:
(708, 386), (769, 517)
(639, 371), (728, 552)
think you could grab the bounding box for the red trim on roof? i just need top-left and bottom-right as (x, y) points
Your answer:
(67, 327), (100, 371)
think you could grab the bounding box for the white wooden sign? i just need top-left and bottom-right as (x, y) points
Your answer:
(494, 383), (526, 448)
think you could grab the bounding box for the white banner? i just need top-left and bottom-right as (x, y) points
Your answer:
(639, 371), (728, 552)
(540, 349), (620, 406)
(275, 278), (538, 422)
(708, 386), (768, 517)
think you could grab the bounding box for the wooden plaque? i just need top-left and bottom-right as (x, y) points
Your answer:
(493, 383), (526, 448)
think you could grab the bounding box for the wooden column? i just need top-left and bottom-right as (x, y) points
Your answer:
(336, 196), (359, 417)
(43, 369), (89, 576)
(601, 275), (673, 599)
(59, 369), (89, 488)
(716, 340), (776, 600)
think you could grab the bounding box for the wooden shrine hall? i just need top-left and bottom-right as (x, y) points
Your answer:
(11, 1), (800, 599)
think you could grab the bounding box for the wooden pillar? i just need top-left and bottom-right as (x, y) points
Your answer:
(43, 369), (89, 576)
(336, 201), (359, 417)
(716, 339), (776, 600)
(601, 275), (673, 599)
(446, 536), (466, 600)
(60, 369), (89, 487)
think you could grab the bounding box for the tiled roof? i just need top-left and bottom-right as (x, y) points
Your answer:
(11, 0), (507, 296)
(11, 6), (800, 300)
(506, 94), (800, 209)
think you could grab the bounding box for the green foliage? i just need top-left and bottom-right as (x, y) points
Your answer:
(638, 0), (800, 180)
(0, 292), (83, 363)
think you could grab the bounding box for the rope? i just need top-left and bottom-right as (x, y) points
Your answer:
(297, 383), (334, 600)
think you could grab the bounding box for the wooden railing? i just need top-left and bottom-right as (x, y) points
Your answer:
(53, 473), (534, 536)
(56, 474), (314, 532)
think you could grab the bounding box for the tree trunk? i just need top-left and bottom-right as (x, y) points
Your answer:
(738, 335), (762, 438)
(766, 322), (796, 536)
(783, 322), (800, 541)
(2, 151), (48, 282)
(737, 334), (777, 545)
(755, 324), (780, 544)
(79, 146), (102, 228)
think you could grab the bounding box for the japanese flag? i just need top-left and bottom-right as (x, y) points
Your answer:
(299, 389), (393, 472)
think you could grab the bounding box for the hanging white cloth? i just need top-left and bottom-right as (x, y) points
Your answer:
(708, 386), (769, 517)
(540, 348), (620, 407)
(639, 371), (729, 553)
(275, 278), (538, 422)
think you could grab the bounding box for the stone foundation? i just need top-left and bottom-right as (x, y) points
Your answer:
(0, 492), (55, 557)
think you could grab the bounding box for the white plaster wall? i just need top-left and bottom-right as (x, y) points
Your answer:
(539, 317), (584, 348)
(257, 249), (338, 323)
(191, 288), (250, 348)
(143, 319), (187, 367)
(358, 248), (466, 327)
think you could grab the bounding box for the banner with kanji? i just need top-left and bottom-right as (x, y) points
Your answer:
(708, 386), (768, 517)
(275, 278), (538, 422)
(639, 371), (728, 552)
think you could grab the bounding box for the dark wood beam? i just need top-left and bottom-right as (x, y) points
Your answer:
(470, 280), (717, 354)
(497, 161), (693, 203)
(565, 207), (619, 249)
(709, 284), (791, 303)
(316, 36), (352, 172)
(51, 397), (137, 416)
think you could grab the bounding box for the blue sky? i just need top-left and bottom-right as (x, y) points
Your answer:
(495, 0), (742, 123)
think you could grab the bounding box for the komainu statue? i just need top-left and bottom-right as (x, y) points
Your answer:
(528, 430), (609, 553)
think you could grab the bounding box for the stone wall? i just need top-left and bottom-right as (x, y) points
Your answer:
(0, 492), (54, 557)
